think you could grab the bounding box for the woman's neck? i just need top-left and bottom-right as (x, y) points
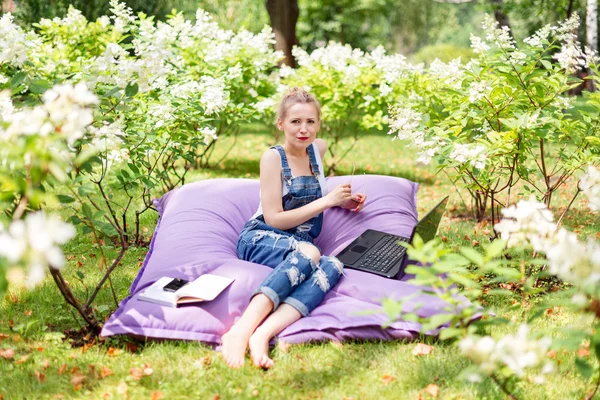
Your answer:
(282, 143), (308, 159)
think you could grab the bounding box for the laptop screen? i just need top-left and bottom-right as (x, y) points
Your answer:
(413, 196), (449, 243)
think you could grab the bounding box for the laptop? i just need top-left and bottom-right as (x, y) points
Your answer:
(335, 196), (449, 279)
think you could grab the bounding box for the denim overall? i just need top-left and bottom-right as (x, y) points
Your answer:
(236, 144), (344, 317)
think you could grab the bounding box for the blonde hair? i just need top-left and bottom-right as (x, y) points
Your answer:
(276, 87), (321, 122)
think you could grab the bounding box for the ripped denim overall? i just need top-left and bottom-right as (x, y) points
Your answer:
(236, 144), (344, 317)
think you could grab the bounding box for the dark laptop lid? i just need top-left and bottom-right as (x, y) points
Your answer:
(411, 196), (449, 243)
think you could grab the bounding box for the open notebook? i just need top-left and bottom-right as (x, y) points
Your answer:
(138, 275), (234, 308)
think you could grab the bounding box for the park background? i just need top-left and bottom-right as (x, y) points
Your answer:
(0, 0), (600, 398)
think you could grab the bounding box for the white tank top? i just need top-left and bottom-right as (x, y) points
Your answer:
(251, 142), (328, 220)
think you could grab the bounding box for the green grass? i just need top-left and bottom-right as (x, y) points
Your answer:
(0, 128), (597, 399)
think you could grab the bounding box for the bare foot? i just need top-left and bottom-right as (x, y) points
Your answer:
(249, 328), (274, 369)
(221, 326), (251, 368)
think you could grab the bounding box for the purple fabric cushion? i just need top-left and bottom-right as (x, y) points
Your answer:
(101, 175), (456, 344)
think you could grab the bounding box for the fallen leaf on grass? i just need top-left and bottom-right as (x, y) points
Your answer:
(101, 393), (112, 399)
(210, 395), (220, 400)
(58, 364), (67, 374)
(129, 367), (143, 380)
(116, 382), (128, 397)
(412, 343), (433, 356)
(24, 310), (32, 316)
(251, 389), (259, 397)
(193, 356), (212, 369)
(578, 347), (590, 357)
(0, 334), (9, 341)
(70, 373), (86, 387)
(100, 366), (114, 378)
(151, 392), (163, 400)
(15, 355), (29, 364)
(34, 370), (46, 383)
(471, 240), (480, 247)
(125, 342), (137, 353)
(41, 359), (50, 369)
(107, 347), (121, 357)
(382, 374), (396, 385)
(278, 340), (291, 354)
(143, 365), (153, 376)
(547, 350), (556, 359)
(0, 349), (14, 360)
(425, 383), (439, 398)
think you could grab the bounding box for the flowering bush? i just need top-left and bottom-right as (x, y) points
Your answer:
(280, 42), (420, 174)
(383, 165), (600, 397)
(387, 15), (600, 221)
(0, 2), (282, 331)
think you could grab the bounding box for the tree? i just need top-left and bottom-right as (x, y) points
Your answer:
(266, 0), (299, 67)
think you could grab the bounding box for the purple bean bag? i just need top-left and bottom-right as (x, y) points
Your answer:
(101, 175), (458, 344)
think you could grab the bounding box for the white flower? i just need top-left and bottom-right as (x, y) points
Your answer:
(545, 228), (600, 287)
(428, 58), (464, 89)
(199, 76), (229, 115)
(254, 98), (276, 114)
(199, 125), (218, 145)
(0, 212), (75, 288)
(494, 196), (556, 251)
(379, 83), (393, 97)
(483, 15), (516, 50)
(470, 34), (490, 54)
(553, 41), (587, 73)
(468, 80), (491, 103)
(109, 0), (135, 34)
(387, 106), (423, 141)
(523, 24), (552, 48)
(580, 165), (600, 211)
(449, 143), (487, 169)
(0, 74), (7, 84)
(459, 325), (553, 381)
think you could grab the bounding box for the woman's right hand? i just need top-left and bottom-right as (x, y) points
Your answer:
(325, 183), (352, 207)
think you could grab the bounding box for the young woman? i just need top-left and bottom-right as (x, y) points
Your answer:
(221, 87), (366, 369)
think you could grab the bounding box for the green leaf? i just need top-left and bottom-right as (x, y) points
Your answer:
(57, 195), (75, 204)
(78, 183), (96, 196)
(29, 79), (50, 95)
(76, 271), (85, 279)
(459, 247), (484, 266)
(575, 357), (594, 379)
(439, 327), (463, 341)
(125, 82), (139, 97)
(10, 72), (27, 89)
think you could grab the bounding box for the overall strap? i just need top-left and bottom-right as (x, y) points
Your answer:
(307, 143), (320, 177)
(272, 145), (293, 186)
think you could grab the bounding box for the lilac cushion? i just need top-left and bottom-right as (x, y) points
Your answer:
(101, 175), (458, 344)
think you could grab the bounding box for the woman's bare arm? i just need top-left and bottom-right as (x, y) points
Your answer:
(260, 149), (350, 230)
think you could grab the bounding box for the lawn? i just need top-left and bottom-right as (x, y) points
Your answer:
(0, 128), (597, 399)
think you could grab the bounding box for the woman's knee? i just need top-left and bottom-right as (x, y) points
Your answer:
(319, 256), (344, 276)
(296, 242), (321, 266)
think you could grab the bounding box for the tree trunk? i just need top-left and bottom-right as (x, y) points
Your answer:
(266, 0), (299, 67)
(587, 0), (598, 91)
(488, 0), (511, 31)
(587, 0), (598, 53)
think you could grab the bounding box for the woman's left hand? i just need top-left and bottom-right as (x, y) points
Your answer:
(341, 193), (367, 213)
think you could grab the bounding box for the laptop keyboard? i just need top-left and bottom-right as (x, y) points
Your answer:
(357, 235), (408, 273)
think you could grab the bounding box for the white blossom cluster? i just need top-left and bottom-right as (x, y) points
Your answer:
(494, 196), (557, 252)
(109, 0), (135, 34)
(494, 191), (600, 289)
(0, 13), (39, 67)
(428, 58), (465, 89)
(545, 228), (600, 288)
(369, 46), (417, 84)
(1, 82), (98, 144)
(387, 106), (442, 165)
(468, 80), (492, 103)
(199, 76), (230, 115)
(482, 15), (516, 50)
(449, 143), (487, 170)
(580, 165), (600, 211)
(0, 212), (76, 288)
(199, 125), (218, 145)
(470, 34), (490, 54)
(88, 120), (129, 166)
(459, 324), (553, 383)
